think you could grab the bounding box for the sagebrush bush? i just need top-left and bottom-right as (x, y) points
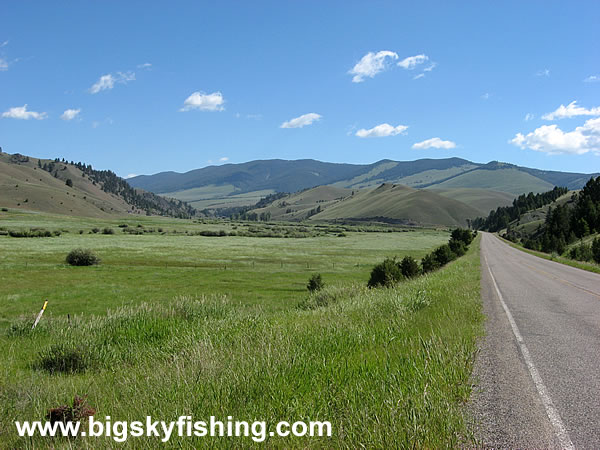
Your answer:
(66, 248), (100, 266)
(307, 273), (325, 292)
(8, 229), (57, 238)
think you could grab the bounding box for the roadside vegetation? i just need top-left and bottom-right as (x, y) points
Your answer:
(368, 228), (476, 288)
(0, 210), (483, 447)
(475, 177), (600, 267)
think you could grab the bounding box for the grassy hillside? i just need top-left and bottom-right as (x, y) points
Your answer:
(0, 210), (482, 447)
(431, 168), (555, 194)
(0, 152), (194, 218)
(428, 188), (516, 216)
(1, 154), (132, 217)
(252, 186), (352, 221)
(310, 184), (481, 226)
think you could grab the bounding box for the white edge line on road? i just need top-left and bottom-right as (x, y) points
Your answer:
(483, 253), (575, 450)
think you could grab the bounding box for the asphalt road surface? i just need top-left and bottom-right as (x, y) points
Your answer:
(471, 232), (600, 449)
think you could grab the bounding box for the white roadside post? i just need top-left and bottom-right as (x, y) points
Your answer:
(32, 300), (48, 329)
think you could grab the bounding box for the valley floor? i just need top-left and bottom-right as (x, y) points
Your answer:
(0, 211), (483, 448)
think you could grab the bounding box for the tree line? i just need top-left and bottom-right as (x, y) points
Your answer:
(472, 186), (568, 232)
(367, 228), (476, 288)
(524, 176), (600, 260)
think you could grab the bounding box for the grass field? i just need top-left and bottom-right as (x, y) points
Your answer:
(0, 210), (483, 447)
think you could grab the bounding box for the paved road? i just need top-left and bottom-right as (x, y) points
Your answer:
(471, 232), (600, 449)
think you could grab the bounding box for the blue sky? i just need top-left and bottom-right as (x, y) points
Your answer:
(1, 1), (599, 177)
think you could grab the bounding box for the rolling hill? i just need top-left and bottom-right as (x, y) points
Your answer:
(253, 183), (482, 227)
(251, 186), (352, 221)
(311, 184), (481, 226)
(427, 188), (516, 216)
(0, 151), (195, 218)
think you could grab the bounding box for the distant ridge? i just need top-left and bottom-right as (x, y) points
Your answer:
(128, 158), (599, 210)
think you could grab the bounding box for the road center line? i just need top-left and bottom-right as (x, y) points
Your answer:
(520, 261), (600, 300)
(483, 252), (574, 450)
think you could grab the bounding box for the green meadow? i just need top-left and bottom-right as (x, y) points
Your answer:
(0, 210), (483, 448)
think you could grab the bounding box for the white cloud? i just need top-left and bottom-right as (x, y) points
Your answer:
(219, 157), (229, 162)
(349, 50), (398, 83)
(481, 92), (491, 100)
(117, 71), (135, 82)
(355, 123), (408, 138)
(525, 113), (535, 121)
(89, 71), (136, 94)
(90, 74), (114, 93)
(412, 137), (456, 149)
(413, 73), (425, 80)
(398, 54), (429, 70)
(61, 108), (81, 121)
(1, 104), (47, 120)
(180, 91), (225, 112)
(424, 62), (437, 72)
(91, 117), (113, 128)
(542, 101), (600, 120)
(584, 75), (599, 83)
(510, 117), (600, 155)
(124, 174), (138, 179)
(280, 112), (321, 128)
(0, 40), (8, 48)
(137, 63), (152, 69)
(0, 58), (8, 71)
(536, 68), (550, 77)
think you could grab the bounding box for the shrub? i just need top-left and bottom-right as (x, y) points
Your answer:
(450, 228), (474, 246)
(91, 227), (100, 234)
(421, 253), (440, 273)
(102, 227), (114, 235)
(34, 344), (91, 374)
(368, 258), (403, 288)
(593, 237), (600, 264)
(448, 239), (467, 257)
(433, 244), (456, 266)
(569, 243), (593, 262)
(523, 238), (540, 251)
(66, 248), (100, 266)
(8, 229), (54, 238)
(400, 256), (420, 278)
(307, 273), (325, 292)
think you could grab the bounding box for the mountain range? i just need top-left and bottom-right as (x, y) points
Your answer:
(128, 158), (599, 211)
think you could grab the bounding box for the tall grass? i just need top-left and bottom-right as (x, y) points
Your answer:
(0, 238), (482, 448)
